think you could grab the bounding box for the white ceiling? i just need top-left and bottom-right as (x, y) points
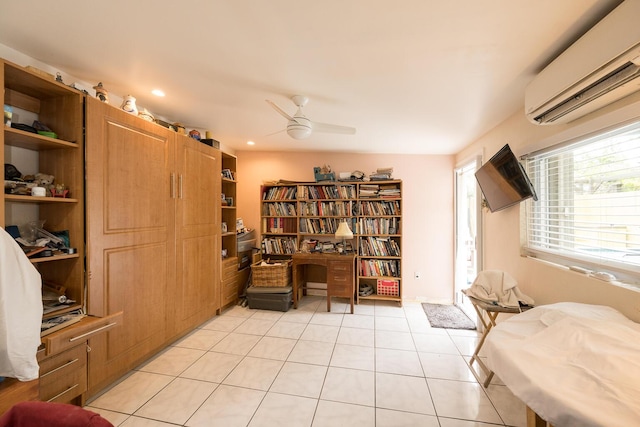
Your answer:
(0, 0), (622, 154)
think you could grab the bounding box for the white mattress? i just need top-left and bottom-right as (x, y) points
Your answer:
(485, 302), (640, 427)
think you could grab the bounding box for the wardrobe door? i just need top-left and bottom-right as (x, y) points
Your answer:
(169, 133), (221, 338)
(85, 97), (175, 395)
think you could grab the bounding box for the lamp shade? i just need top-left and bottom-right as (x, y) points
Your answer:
(335, 221), (353, 239)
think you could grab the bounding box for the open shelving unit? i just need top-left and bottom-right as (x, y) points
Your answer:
(260, 180), (402, 304)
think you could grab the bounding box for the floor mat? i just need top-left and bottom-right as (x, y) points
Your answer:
(422, 303), (476, 330)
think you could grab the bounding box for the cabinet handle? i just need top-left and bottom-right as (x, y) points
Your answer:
(170, 173), (176, 199)
(47, 384), (79, 402)
(179, 174), (183, 199)
(41, 358), (79, 378)
(68, 322), (117, 342)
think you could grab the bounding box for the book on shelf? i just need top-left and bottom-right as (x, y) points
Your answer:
(221, 169), (235, 180)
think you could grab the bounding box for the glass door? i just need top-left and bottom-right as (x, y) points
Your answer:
(454, 158), (482, 319)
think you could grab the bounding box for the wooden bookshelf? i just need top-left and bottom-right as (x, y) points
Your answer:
(259, 180), (402, 304)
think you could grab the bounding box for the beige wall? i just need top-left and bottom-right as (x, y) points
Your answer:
(456, 92), (640, 322)
(235, 151), (455, 303)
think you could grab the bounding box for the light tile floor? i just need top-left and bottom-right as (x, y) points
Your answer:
(86, 297), (526, 427)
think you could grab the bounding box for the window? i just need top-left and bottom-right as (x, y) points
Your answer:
(522, 121), (640, 284)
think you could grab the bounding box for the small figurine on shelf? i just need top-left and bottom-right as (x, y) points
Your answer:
(189, 129), (201, 140)
(93, 82), (109, 103)
(56, 72), (64, 83)
(52, 183), (69, 198)
(120, 95), (138, 115)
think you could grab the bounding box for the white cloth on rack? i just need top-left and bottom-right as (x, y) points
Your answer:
(0, 226), (42, 381)
(463, 270), (534, 308)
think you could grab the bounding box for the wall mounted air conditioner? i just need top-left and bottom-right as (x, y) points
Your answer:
(525, 0), (640, 125)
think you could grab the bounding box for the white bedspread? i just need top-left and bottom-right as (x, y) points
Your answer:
(485, 302), (640, 427)
(0, 227), (42, 381)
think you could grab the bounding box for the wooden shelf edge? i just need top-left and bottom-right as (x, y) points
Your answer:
(30, 253), (80, 263)
(4, 194), (79, 203)
(4, 127), (78, 149)
(359, 294), (401, 302)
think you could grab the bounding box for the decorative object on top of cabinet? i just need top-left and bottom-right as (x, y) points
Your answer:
(93, 82), (109, 103)
(138, 108), (154, 122)
(188, 129), (201, 140)
(119, 94), (137, 115)
(173, 123), (186, 135)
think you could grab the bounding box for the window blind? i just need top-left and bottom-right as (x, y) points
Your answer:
(522, 121), (640, 282)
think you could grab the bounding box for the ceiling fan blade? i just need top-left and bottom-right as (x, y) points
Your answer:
(266, 100), (293, 121)
(265, 128), (286, 137)
(311, 121), (356, 135)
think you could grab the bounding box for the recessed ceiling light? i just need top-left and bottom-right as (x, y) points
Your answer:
(247, 141), (255, 146)
(151, 89), (165, 97)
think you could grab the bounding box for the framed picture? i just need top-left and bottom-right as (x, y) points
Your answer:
(225, 197), (233, 206)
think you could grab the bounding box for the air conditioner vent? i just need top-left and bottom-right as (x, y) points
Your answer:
(534, 61), (640, 124)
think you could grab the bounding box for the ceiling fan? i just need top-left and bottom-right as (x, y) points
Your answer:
(266, 95), (356, 140)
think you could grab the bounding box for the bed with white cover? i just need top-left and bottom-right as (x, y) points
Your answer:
(485, 302), (640, 427)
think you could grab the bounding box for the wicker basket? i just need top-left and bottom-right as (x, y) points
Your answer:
(251, 259), (292, 287)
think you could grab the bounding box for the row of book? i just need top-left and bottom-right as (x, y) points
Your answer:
(263, 184), (400, 201)
(357, 217), (400, 235)
(378, 184), (401, 198)
(299, 217), (357, 235)
(264, 200), (400, 217)
(359, 236), (401, 257)
(359, 183), (401, 198)
(298, 185), (357, 200)
(263, 186), (297, 200)
(359, 259), (400, 277)
(262, 217), (297, 233)
(261, 237), (298, 255)
(300, 201), (355, 216)
(358, 200), (401, 216)
(262, 202), (297, 217)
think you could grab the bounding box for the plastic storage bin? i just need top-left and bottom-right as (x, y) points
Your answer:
(246, 286), (292, 311)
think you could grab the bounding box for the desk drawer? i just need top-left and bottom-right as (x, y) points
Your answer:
(39, 344), (87, 403)
(327, 263), (354, 298)
(328, 261), (353, 275)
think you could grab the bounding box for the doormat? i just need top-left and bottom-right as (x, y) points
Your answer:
(422, 303), (476, 330)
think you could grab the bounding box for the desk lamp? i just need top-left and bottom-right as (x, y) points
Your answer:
(335, 221), (353, 254)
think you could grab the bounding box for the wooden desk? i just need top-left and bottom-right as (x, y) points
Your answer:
(292, 253), (356, 314)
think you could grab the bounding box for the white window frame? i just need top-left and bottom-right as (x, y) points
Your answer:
(521, 117), (640, 287)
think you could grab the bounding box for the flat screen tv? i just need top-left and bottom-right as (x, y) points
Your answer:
(475, 144), (537, 212)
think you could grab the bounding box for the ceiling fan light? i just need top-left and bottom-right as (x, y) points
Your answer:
(287, 124), (312, 139)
